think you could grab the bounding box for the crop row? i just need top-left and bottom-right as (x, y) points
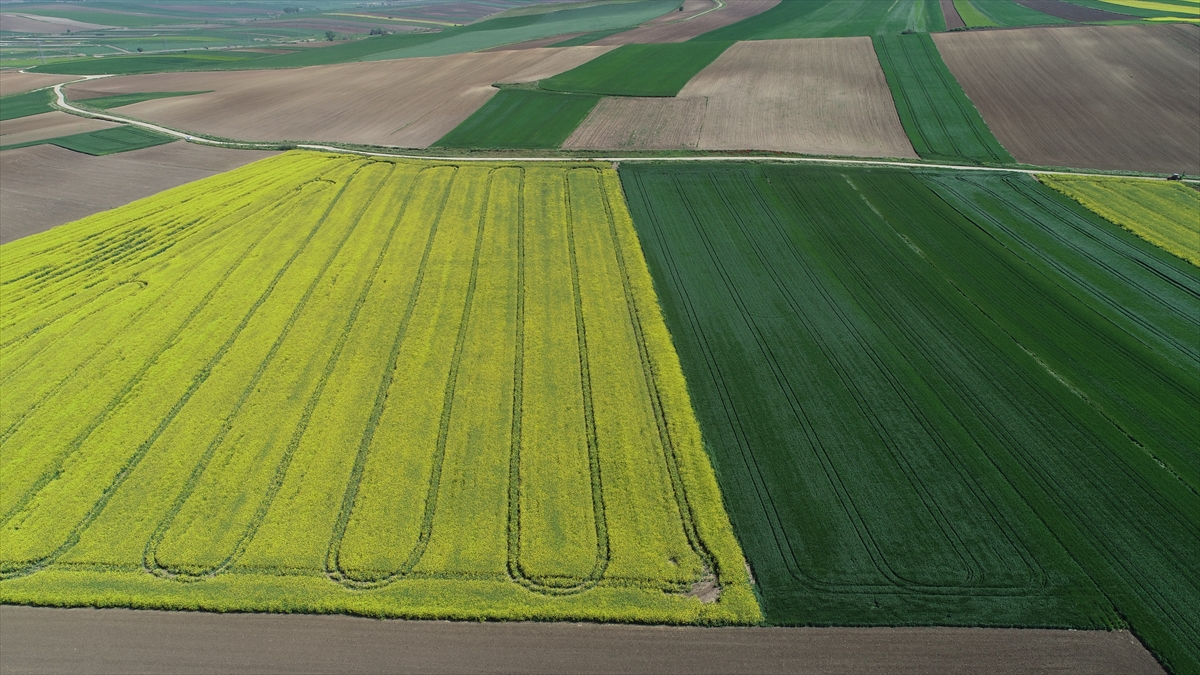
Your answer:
(621, 162), (1198, 671)
(0, 152), (758, 625)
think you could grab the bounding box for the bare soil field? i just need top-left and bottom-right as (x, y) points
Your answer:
(1012, 0), (1135, 21)
(0, 605), (1165, 675)
(0, 142), (276, 243)
(941, 0), (966, 29)
(934, 24), (1200, 174)
(679, 37), (918, 158)
(0, 111), (119, 146)
(61, 47), (613, 147)
(563, 96), (707, 149)
(0, 13), (106, 33)
(591, 0), (780, 45)
(0, 71), (79, 96)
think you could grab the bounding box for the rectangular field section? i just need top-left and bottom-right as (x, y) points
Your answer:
(0, 152), (757, 625)
(539, 42), (732, 97)
(873, 33), (1014, 164)
(621, 163), (1199, 672)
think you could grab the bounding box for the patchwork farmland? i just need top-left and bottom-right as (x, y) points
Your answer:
(2, 0), (1198, 671)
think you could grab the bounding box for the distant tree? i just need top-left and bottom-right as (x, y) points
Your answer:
(136, 47), (144, 52)
(283, 6), (302, 13)
(325, 30), (335, 41)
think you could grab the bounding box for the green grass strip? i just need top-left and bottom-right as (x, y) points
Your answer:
(0, 125), (175, 155)
(74, 91), (209, 110)
(954, 0), (1000, 25)
(970, 0), (1071, 24)
(540, 41), (732, 97)
(873, 33), (1014, 164)
(549, 28), (628, 46)
(0, 89), (56, 122)
(433, 90), (600, 150)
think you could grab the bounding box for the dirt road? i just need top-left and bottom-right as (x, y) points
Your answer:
(0, 605), (1164, 675)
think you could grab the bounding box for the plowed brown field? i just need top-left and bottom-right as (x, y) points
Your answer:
(0, 111), (120, 146)
(933, 24), (1199, 174)
(678, 37), (917, 158)
(0, 70), (78, 96)
(61, 47), (612, 147)
(591, 0), (779, 45)
(562, 96), (707, 149)
(941, 0), (965, 29)
(0, 142), (276, 243)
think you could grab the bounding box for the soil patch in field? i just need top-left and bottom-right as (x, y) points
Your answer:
(592, 0), (780, 44)
(1012, 0), (1135, 21)
(0, 110), (120, 146)
(933, 24), (1199, 174)
(0, 70), (77, 96)
(562, 96), (706, 149)
(0, 143), (276, 243)
(0, 606), (1166, 675)
(679, 37), (917, 158)
(0, 12), (107, 33)
(941, 0), (967, 28)
(60, 47), (612, 148)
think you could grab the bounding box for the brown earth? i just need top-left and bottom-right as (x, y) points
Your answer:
(0, 70), (78, 96)
(1012, 0), (1135, 21)
(678, 37), (918, 158)
(934, 24), (1200, 174)
(0, 605), (1165, 675)
(0, 12), (107, 33)
(60, 47), (613, 148)
(0, 111), (120, 146)
(0, 142), (276, 244)
(941, 0), (966, 29)
(591, 0), (780, 45)
(563, 96), (707, 149)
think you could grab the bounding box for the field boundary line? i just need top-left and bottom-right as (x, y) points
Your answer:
(594, 167), (714, 589)
(46, 82), (1198, 185)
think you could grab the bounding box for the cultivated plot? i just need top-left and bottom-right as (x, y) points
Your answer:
(933, 24), (1200, 174)
(696, 0), (944, 40)
(0, 71), (77, 96)
(433, 89), (599, 149)
(873, 33), (1014, 164)
(60, 47), (613, 148)
(1038, 175), (1200, 265)
(622, 162), (1199, 673)
(0, 152), (757, 625)
(0, 111), (120, 147)
(563, 97), (707, 150)
(0, 142), (277, 244)
(591, 0), (781, 45)
(679, 38), (917, 158)
(540, 41), (732, 97)
(963, 0), (1071, 25)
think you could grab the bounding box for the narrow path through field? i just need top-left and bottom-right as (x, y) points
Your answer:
(46, 79), (1199, 184)
(0, 605), (1165, 675)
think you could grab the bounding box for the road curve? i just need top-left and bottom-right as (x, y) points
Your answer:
(47, 81), (1199, 185)
(0, 605), (1165, 675)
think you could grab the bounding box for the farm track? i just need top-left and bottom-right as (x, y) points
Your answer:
(43, 80), (1200, 184)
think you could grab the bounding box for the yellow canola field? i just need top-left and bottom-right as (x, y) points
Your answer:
(1038, 174), (1200, 266)
(0, 151), (759, 624)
